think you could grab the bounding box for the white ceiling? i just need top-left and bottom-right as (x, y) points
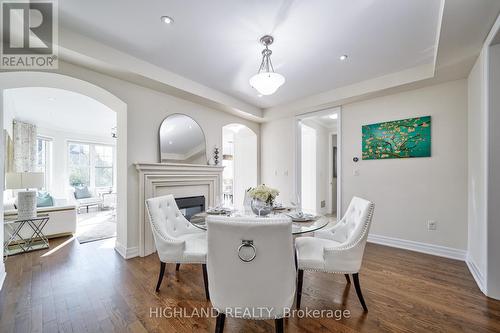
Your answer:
(59, 0), (442, 109)
(5, 87), (116, 137)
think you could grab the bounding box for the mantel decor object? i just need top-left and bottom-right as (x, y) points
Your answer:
(213, 146), (220, 165)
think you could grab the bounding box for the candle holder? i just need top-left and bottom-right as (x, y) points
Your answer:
(214, 147), (220, 165)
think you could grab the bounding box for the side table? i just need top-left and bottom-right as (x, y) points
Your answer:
(3, 215), (50, 257)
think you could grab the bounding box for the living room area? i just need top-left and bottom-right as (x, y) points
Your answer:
(3, 86), (118, 247)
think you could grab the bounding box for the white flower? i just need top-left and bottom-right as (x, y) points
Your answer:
(248, 184), (280, 204)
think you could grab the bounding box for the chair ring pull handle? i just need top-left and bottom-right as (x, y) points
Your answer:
(238, 240), (256, 262)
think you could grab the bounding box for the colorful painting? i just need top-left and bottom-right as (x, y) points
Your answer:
(362, 116), (431, 160)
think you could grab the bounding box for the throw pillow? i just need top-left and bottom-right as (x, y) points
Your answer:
(74, 186), (92, 199)
(37, 191), (54, 207)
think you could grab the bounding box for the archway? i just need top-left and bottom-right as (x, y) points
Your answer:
(0, 72), (128, 258)
(222, 123), (257, 210)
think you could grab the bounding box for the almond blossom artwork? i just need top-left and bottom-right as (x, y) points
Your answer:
(362, 116), (431, 160)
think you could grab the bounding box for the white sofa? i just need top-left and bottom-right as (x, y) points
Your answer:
(68, 187), (103, 213)
(3, 195), (77, 240)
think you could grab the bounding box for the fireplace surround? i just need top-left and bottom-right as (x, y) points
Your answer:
(135, 163), (224, 257)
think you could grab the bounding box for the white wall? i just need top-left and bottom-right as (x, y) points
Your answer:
(232, 127), (257, 210)
(467, 51), (488, 284)
(261, 117), (296, 204)
(487, 43), (500, 299)
(2, 94), (14, 137)
(301, 119), (331, 214)
(262, 79), (468, 251)
(37, 127), (115, 199)
(465, 22), (500, 300)
(342, 79), (468, 250)
(300, 123), (317, 213)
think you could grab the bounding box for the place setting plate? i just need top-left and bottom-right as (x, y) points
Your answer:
(285, 212), (318, 222)
(206, 207), (232, 215)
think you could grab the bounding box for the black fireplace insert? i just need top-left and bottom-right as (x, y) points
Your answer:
(174, 196), (205, 220)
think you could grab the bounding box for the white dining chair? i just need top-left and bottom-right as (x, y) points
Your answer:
(145, 194), (209, 300)
(295, 196), (374, 311)
(206, 215), (296, 333)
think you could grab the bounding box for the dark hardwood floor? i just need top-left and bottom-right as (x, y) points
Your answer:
(1, 236), (500, 333)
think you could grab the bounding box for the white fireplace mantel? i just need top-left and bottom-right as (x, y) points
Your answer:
(135, 162), (224, 257)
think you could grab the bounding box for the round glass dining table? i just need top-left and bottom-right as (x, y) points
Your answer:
(189, 210), (334, 235)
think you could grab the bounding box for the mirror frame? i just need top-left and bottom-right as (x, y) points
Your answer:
(158, 113), (208, 164)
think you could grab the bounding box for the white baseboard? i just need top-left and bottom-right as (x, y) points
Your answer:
(368, 234), (467, 261)
(465, 255), (486, 293)
(114, 241), (139, 259)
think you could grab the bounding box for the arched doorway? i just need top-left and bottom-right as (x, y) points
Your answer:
(222, 124), (257, 210)
(0, 72), (128, 258)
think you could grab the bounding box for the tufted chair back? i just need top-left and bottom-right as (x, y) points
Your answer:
(145, 195), (202, 262)
(323, 197), (373, 246)
(206, 215), (295, 319)
(313, 196), (374, 273)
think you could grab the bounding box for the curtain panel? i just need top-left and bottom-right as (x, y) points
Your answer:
(13, 120), (37, 172)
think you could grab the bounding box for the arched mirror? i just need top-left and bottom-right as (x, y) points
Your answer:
(159, 114), (207, 164)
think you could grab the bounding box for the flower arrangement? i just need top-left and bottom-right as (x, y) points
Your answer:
(247, 184), (280, 205)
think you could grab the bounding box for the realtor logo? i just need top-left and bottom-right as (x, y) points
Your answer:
(1, 0), (58, 69)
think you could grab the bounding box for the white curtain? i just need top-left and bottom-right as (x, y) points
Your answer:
(13, 120), (37, 172)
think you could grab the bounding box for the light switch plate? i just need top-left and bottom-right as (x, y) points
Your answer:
(427, 220), (437, 231)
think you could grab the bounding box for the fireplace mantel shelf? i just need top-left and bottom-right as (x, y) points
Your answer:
(135, 162), (224, 172)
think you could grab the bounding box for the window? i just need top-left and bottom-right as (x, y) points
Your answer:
(68, 143), (91, 187)
(36, 137), (52, 190)
(68, 142), (114, 189)
(94, 145), (113, 187)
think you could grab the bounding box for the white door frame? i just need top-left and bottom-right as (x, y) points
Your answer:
(295, 107), (342, 216)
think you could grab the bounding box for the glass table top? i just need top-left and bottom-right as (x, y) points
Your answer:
(189, 210), (334, 235)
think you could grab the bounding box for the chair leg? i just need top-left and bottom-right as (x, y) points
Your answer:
(297, 269), (304, 309)
(155, 262), (166, 292)
(275, 318), (284, 333)
(344, 274), (351, 284)
(352, 273), (368, 312)
(202, 264), (210, 300)
(176, 263), (180, 271)
(215, 312), (225, 333)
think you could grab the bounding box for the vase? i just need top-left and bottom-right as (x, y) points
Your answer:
(251, 198), (272, 217)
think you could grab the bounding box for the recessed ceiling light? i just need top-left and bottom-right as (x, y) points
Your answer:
(160, 16), (174, 24)
(339, 55), (348, 61)
(48, 97), (56, 101)
(329, 114), (338, 120)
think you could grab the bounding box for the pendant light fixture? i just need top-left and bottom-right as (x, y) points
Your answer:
(249, 35), (285, 95)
